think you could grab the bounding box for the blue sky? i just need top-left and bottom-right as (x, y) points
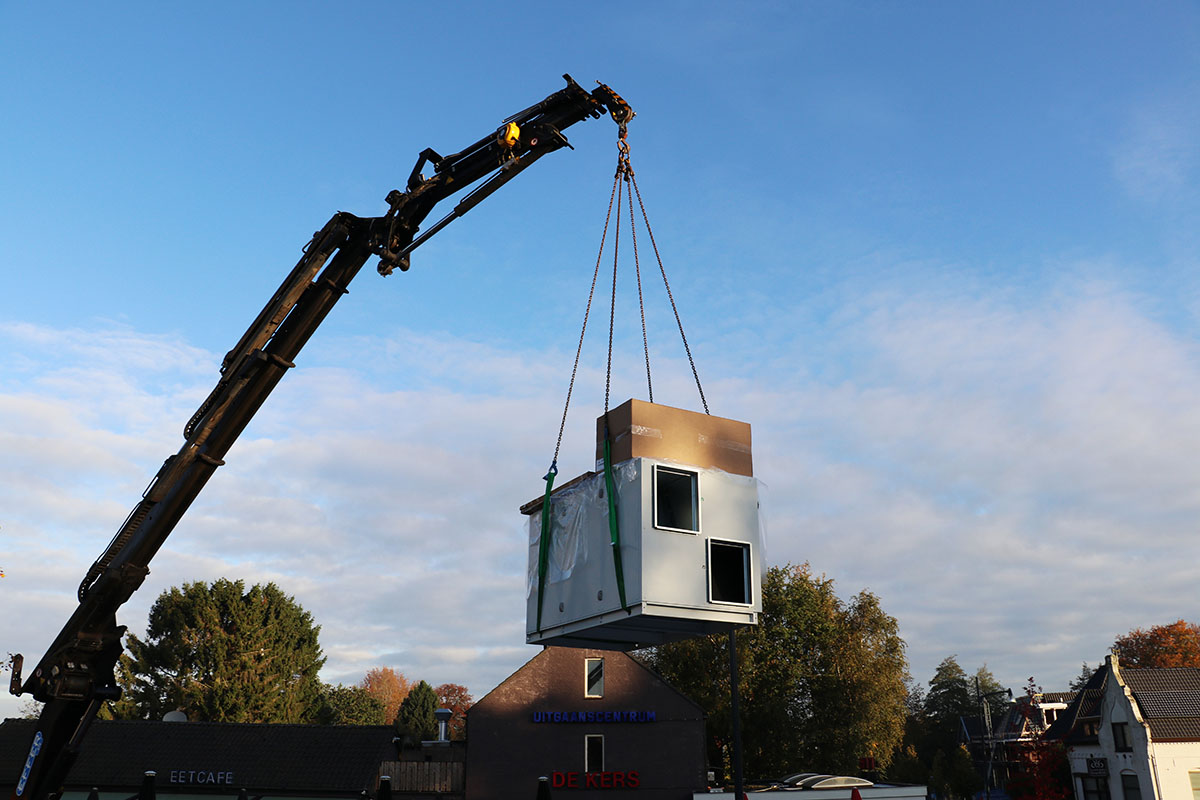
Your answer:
(3, 2), (1200, 721)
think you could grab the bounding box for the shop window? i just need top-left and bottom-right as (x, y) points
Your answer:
(1120, 773), (1141, 800)
(585, 658), (604, 698)
(1112, 722), (1131, 752)
(1081, 775), (1111, 800)
(654, 465), (699, 533)
(708, 539), (751, 605)
(585, 734), (605, 773)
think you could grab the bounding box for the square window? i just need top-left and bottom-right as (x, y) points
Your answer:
(709, 539), (752, 605)
(585, 734), (604, 773)
(585, 658), (604, 698)
(1081, 775), (1111, 800)
(654, 465), (699, 533)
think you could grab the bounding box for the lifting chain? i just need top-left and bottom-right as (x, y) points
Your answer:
(547, 122), (710, 476)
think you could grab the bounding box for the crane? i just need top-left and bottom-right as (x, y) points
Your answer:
(8, 74), (632, 800)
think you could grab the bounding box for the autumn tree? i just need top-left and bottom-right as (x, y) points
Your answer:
(1113, 619), (1200, 668)
(395, 680), (439, 744)
(310, 684), (386, 725)
(115, 579), (324, 723)
(1006, 679), (1071, 800)
(361, 666), (411, 723)
(643, 564), (909, 780)
(435, 683), (474, 740)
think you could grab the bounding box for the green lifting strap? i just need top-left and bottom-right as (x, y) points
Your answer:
(535, 466), (557, 633)
(603, 436), (630, 613)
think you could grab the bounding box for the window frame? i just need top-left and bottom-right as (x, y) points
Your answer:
(652, 464), (701, 534)
(707, 537), (753, 606)
(1119, 772), (1141, 800)
(585, 734), (605, 773)
(1080, 775), (1112, 800)
(584, 657), (604, 698)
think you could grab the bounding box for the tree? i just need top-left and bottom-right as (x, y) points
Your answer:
(435, 683), (474, 740)
(361, 666), (411, 723)
(395, 680), (439, 744)
(310, 683), (386, 725)
(972, 664), (1009, 725)
(643, 564), (909, 780)
(1069, 662), (1095, 691)
(922, 656), (974, 759)
(115, 579), (325, 722)
(1113, 619), (1200, 668)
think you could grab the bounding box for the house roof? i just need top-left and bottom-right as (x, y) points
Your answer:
(1043, 663), (1200, 744)
(0, 718), (396, 794)
(1044, 667), (1106, 743)
(1122, 667), (1200, 741)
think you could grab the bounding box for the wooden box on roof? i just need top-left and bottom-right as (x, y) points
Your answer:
(523, 400), (762, 650)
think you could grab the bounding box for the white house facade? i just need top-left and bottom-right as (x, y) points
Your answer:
(1048, 655), (1200, 800)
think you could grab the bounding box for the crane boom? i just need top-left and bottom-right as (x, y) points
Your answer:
(9, 74), (632, 800)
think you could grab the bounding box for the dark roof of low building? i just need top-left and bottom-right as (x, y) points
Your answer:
(0, 718), (396, 794)
(1041, 691), (1076, 705)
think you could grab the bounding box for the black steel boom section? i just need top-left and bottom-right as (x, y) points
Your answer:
(9, 75), (632, 800)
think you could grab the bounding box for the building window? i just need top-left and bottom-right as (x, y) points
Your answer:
(1120, 773), (1141, 800)
(585, 734), (605, 773)
(585, 658), (604, 698)
(1081, 776), (1111, 800)
(654, 465), (699, 532)
(708, 538), (752, 605)
(1189, 770), (1200, 799)
(1112, 722), (1131, 752)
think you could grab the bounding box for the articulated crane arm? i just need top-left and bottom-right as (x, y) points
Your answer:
(9, 75), (633, 800)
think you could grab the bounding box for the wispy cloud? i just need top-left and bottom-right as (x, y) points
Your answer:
(3, 277), (1199, 719)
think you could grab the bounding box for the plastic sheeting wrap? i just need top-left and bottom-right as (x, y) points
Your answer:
(524, 457), (763, 650)
(526, 461), (638, 599)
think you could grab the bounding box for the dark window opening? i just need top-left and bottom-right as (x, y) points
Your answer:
(654, 466), (699, 532)
(585, 735), (604, 773)
(1120, 773), (1141, 800)
(1081, 775), (1111, 800)
(709, 539), (751, 605)
(1113, 722), (1131, 752)
(585, 658), (604, 698)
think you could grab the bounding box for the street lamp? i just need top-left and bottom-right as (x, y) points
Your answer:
(976, 679), (1014, 800)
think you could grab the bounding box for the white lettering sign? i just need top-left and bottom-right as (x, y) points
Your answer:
(169, 770), (235, 785)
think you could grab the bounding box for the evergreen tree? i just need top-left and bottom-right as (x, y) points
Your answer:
(115, 579), (325, 722)
(395, 680), (439, 743)
(1069, 662), (1095, 692)
(310, 684), (386, 725)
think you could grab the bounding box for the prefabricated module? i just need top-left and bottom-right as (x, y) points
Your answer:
(523, 399), (763, 650)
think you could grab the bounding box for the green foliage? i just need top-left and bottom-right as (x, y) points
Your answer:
(643, 564), (909, 780)
(395, 680), (439, 743)
(114, 579), (325, 723)
(310, 683), (386, 725)
(972, 664), (1009, 724)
